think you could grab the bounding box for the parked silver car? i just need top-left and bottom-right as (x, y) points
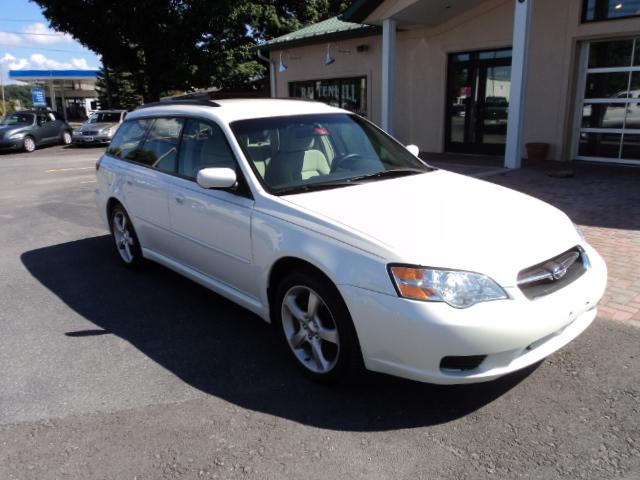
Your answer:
(72, 110), (127, 145)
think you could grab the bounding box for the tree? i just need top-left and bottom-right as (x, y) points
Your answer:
(31, 1), (349, 101)
(95, 65), (143, 111)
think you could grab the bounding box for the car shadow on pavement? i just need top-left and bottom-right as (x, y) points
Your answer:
(22, 236), (537, 432)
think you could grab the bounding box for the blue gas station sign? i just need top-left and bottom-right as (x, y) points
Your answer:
(31, 88), (47, 107)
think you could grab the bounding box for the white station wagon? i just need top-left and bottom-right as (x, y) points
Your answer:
(95, 98), (607, 384)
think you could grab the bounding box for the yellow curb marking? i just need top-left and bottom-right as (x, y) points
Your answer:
(46, 166), (95, 173)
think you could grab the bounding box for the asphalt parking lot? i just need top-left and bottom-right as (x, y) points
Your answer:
(0, 146), (639, 479)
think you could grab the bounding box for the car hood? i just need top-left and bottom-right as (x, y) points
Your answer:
(281, 170), (581, 287)
(0, 125), (25, 135)
(79, 122), (116, 131)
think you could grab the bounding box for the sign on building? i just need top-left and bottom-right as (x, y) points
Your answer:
(31, 88), (47, 107)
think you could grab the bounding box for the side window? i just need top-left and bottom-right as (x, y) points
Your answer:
(135, 117), (184, 173)
(178, 119), (236, 179)
(106, 119), (152, 159)
(37, 113), (49, 125)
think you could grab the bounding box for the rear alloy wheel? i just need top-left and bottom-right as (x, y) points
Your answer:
(23, 136), (36, 153)
(61, 130), (72, 145)
(275, 271), (362, 383)
(110, 205), (143, 267)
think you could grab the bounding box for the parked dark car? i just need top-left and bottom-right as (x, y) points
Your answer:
(0, 111), (72, 153)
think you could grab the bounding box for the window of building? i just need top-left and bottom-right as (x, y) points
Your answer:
(576, 37), (640, 164)
(583, 0), (640, 22)
(289, 77), (368, 117)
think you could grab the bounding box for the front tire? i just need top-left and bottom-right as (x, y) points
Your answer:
(23, 136), (36, 153)
(274, 270), (362, 384)
(110, 204), (143, 268)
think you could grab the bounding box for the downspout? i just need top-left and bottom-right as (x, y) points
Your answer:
(257, 48), (276, 98)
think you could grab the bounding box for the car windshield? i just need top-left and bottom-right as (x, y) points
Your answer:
(0, 113), (34, 126)
(231, 113), (432, 194)
(88, 112), (121, 123)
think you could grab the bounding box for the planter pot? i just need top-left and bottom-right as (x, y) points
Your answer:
(526, 142), (550, 162)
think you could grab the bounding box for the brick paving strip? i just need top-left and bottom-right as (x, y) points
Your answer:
(486, 163), (640, 325)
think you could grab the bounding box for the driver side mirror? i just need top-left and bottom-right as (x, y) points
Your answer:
(406, 144), (420, 157)
(196, 167), (237, 189)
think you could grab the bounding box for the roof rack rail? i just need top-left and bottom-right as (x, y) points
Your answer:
(136, 99), (221, 110)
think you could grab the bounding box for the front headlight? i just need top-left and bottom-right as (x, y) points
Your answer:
(9, 132), (25, 139)
(389, 265), (508, 308)
(99, 127), (114, 136)
(73, 129), (82, 135)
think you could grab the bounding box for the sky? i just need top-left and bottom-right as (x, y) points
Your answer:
(0, 0), (101, 84)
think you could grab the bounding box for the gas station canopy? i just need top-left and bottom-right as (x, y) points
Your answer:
(8, 69), (100, 121)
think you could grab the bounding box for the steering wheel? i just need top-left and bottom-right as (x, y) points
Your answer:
(330, 153), (367, 173)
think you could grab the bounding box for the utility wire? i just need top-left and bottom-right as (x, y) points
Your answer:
(0, 43), (92, 54)
(0, 30), (70, 37)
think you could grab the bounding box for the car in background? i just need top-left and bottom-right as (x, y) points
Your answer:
(73, 110), (127, 146)
(0, 110), (72, 153)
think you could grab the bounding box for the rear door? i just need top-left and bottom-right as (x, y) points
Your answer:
(165, 118), (256, 298)
(108, 117), (182, 255)
(36, 112), (59, 143)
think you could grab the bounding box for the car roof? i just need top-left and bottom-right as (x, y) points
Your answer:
(93, 109), (126, 113)
(127, 98), (348, 124)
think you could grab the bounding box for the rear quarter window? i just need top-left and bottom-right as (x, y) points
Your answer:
(106, 119), (153, 160)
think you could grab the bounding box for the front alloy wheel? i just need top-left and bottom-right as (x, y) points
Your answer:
(275, 271), (362, 383)
(23, 136), (36, 153)
(281, 286), (340, 374)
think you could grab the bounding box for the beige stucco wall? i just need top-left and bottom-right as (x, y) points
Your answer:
(271, 0), (640, 161)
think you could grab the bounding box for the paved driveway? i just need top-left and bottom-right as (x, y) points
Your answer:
(0, 147), (639, 479)
(488, 164), (640, 324)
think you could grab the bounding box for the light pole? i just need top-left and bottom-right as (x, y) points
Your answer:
(0, 63), (5, 116)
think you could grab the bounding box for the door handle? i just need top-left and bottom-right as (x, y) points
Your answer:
(175, 195), (185, 205)
(126, 180), (133, 186)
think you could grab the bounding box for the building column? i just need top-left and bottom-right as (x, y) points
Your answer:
(60, 88), (68, 121)
(381, 18), (396, 134)
(504, 0), (534, 169)
(49, 80), (57, 111)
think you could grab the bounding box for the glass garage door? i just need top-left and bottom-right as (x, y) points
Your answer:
(576, 38), (640, 164)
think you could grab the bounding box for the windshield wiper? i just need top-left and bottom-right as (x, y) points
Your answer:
(276, 180), (361, 196)
(348, 168), (428, 183)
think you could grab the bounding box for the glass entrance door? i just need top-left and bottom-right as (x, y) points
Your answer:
(445, 49), (512, 155)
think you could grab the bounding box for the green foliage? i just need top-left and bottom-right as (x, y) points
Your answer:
(1, 85), (34, 113)
(95, 66), (143, 111)
(30, 0), (348, 101)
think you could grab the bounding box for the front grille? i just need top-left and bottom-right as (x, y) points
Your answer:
(83, 130), (99, 136)
(518, 247), (587, 300)
(440, 355), (486, 372)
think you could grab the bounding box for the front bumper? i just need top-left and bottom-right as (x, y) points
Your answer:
(72, 134), (112, 144)
(0, 138), (23, 150)
(340, 245), (607, 385)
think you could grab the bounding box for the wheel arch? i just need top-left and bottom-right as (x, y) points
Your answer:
(267, 256), (341, 322)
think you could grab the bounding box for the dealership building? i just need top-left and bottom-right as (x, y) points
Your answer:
(261, 0), (640, 168)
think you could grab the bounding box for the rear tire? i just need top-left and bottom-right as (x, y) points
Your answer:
(61, 130), (72, 145)
(110, 204), (143, 268)
(23, 136), (36, 153)
(274, 270), (363, 384)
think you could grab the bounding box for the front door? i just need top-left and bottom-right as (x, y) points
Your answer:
(445, 48), (512, 155)
(166, 118), (257, 299)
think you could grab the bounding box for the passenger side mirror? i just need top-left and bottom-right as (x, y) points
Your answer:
(406, 144), (420, 157)
(196, 168), (237, 189)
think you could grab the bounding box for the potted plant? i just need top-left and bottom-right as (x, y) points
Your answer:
(526, 142), (550, 162)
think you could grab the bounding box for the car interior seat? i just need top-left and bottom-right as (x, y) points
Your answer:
(265, 126), (330, 186)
